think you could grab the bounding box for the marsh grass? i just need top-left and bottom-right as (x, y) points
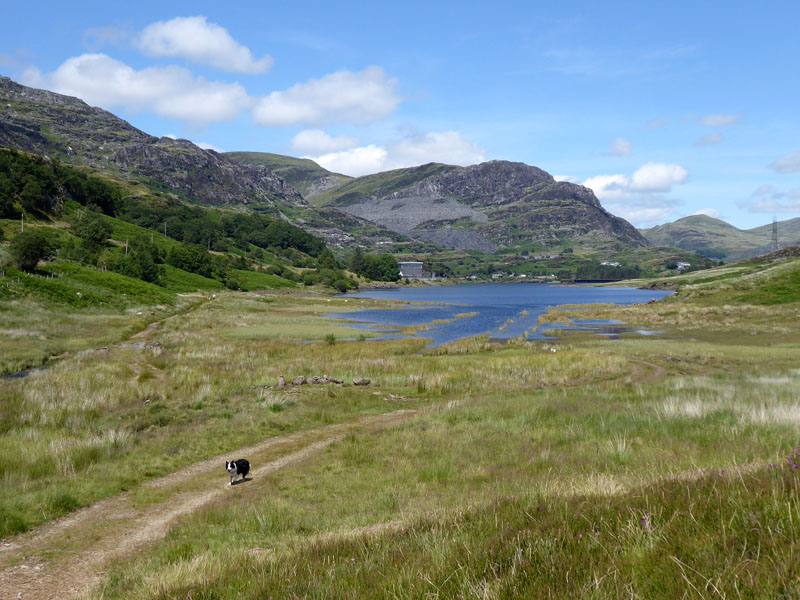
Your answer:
(0, 294), (423, 535)
(97, 372), (800, 598)
(0, 261), (203, 375)
(176, 470), (794, 597)
(3, 271), (800, 597)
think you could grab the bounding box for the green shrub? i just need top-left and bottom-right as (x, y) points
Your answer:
(9, 229), (55, 271)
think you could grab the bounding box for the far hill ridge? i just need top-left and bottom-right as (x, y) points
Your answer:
(640, 214), (800, 261)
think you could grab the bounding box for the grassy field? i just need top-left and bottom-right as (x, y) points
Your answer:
(1, 255), (799, 598)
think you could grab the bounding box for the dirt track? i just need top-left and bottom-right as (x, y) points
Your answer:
(0, 410), (415, 600)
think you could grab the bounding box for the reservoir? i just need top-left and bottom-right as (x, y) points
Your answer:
(330, 283), (672, 346)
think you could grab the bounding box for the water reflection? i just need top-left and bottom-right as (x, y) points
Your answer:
(330, 283), (671, 347)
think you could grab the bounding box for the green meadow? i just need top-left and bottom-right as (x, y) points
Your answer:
(1, 254), (799, 598)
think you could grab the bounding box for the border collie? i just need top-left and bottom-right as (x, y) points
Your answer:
(226, 458), (250, 485)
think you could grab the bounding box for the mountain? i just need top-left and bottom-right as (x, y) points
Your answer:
(225, 152), (351, 199)
(0, 76), (400, 248)
(1, 76), (651, 257)
(308, 160), (648, 252)
(640, 215), (800, 261)
(0, 76), (305, 209)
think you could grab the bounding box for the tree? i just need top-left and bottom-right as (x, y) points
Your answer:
(376, 254), (400, 281)
(71, 209), (113, 265)
(114, 236), (162, 283)
(0, 173), (20, 218)
(19, 179), (47, 214)
(318, 248), (337, 270)
(350, 246), (365, 274)
(9, 229), (54, 272)
(361, 254), (400, 281)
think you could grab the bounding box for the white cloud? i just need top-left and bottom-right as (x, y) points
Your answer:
(308, 131), (485, 177)
(752, 184), (778, 197)
(603, 200), (676, 225)
(19, 66), (45, 87)
(693, 133), (724, 147)
(252, 66), (400, 127)
(137, 16), (272, 74)
(195, 141), (222, 152)
(770, 152), (800, 174)
(582, 162), (690, 225)
(740, 185), (800, 213)
(386, 131), (485, 167)
(605, 137), (632, 156)
(700, 113), (741, 127)
(554, 174), (579, 183)
(311, 145), (389, 177)
(290, 129), (359, 154)
(22, 53), (252, 126)
(582, 174), (632, 202)
(630, 162), (689, 192)
(694, 208), (722, 218)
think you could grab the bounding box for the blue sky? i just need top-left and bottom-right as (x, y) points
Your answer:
(2, 0), (799, 228)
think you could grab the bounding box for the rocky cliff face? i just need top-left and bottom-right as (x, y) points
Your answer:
(0, 76), (649, 255)
(328, 160), (647, 251)
(224, 152), (352, 199)
(0, 76), (304, 208)
(393, 160), (555, 207)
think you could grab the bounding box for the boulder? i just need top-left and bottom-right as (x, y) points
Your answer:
(292, 376), (307, 386)
(353, 378), (371, 386)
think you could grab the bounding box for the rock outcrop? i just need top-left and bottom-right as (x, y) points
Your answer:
(0, 76), (304, 208)
(326, 160), (647, 251)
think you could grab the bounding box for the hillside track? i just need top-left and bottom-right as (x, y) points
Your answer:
(0, 410), (416, 600)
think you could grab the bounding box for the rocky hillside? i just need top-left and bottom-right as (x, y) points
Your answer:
(0, 76), (304, 209)
(0, 77), (400, 248)
(225, 152), (351, 199)
(640, 215), (800, 261)
(0, 76), (652, 257)
(314, 160), (648, 252)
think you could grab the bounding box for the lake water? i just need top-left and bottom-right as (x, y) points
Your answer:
(329, 283), (672, 346)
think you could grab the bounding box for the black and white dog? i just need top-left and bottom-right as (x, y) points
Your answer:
(225, 458), (250, 485)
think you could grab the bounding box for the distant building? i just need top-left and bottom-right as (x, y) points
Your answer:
(676, 262), (691, 270)
(398, 261), (425, 279)
(601, 261), (621, 267)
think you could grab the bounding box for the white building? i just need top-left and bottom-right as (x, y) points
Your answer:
(398, 261), (425, 279)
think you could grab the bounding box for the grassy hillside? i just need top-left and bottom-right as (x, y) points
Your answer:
(640, 214), (800, 261)
(224, 151), (351, 198)
(750, 216), (800, 239)
(309, 162), (459, 207)
(0, 165), (327, 376)
(1, 247), (800, 598)
(603, 247), (800, 305)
